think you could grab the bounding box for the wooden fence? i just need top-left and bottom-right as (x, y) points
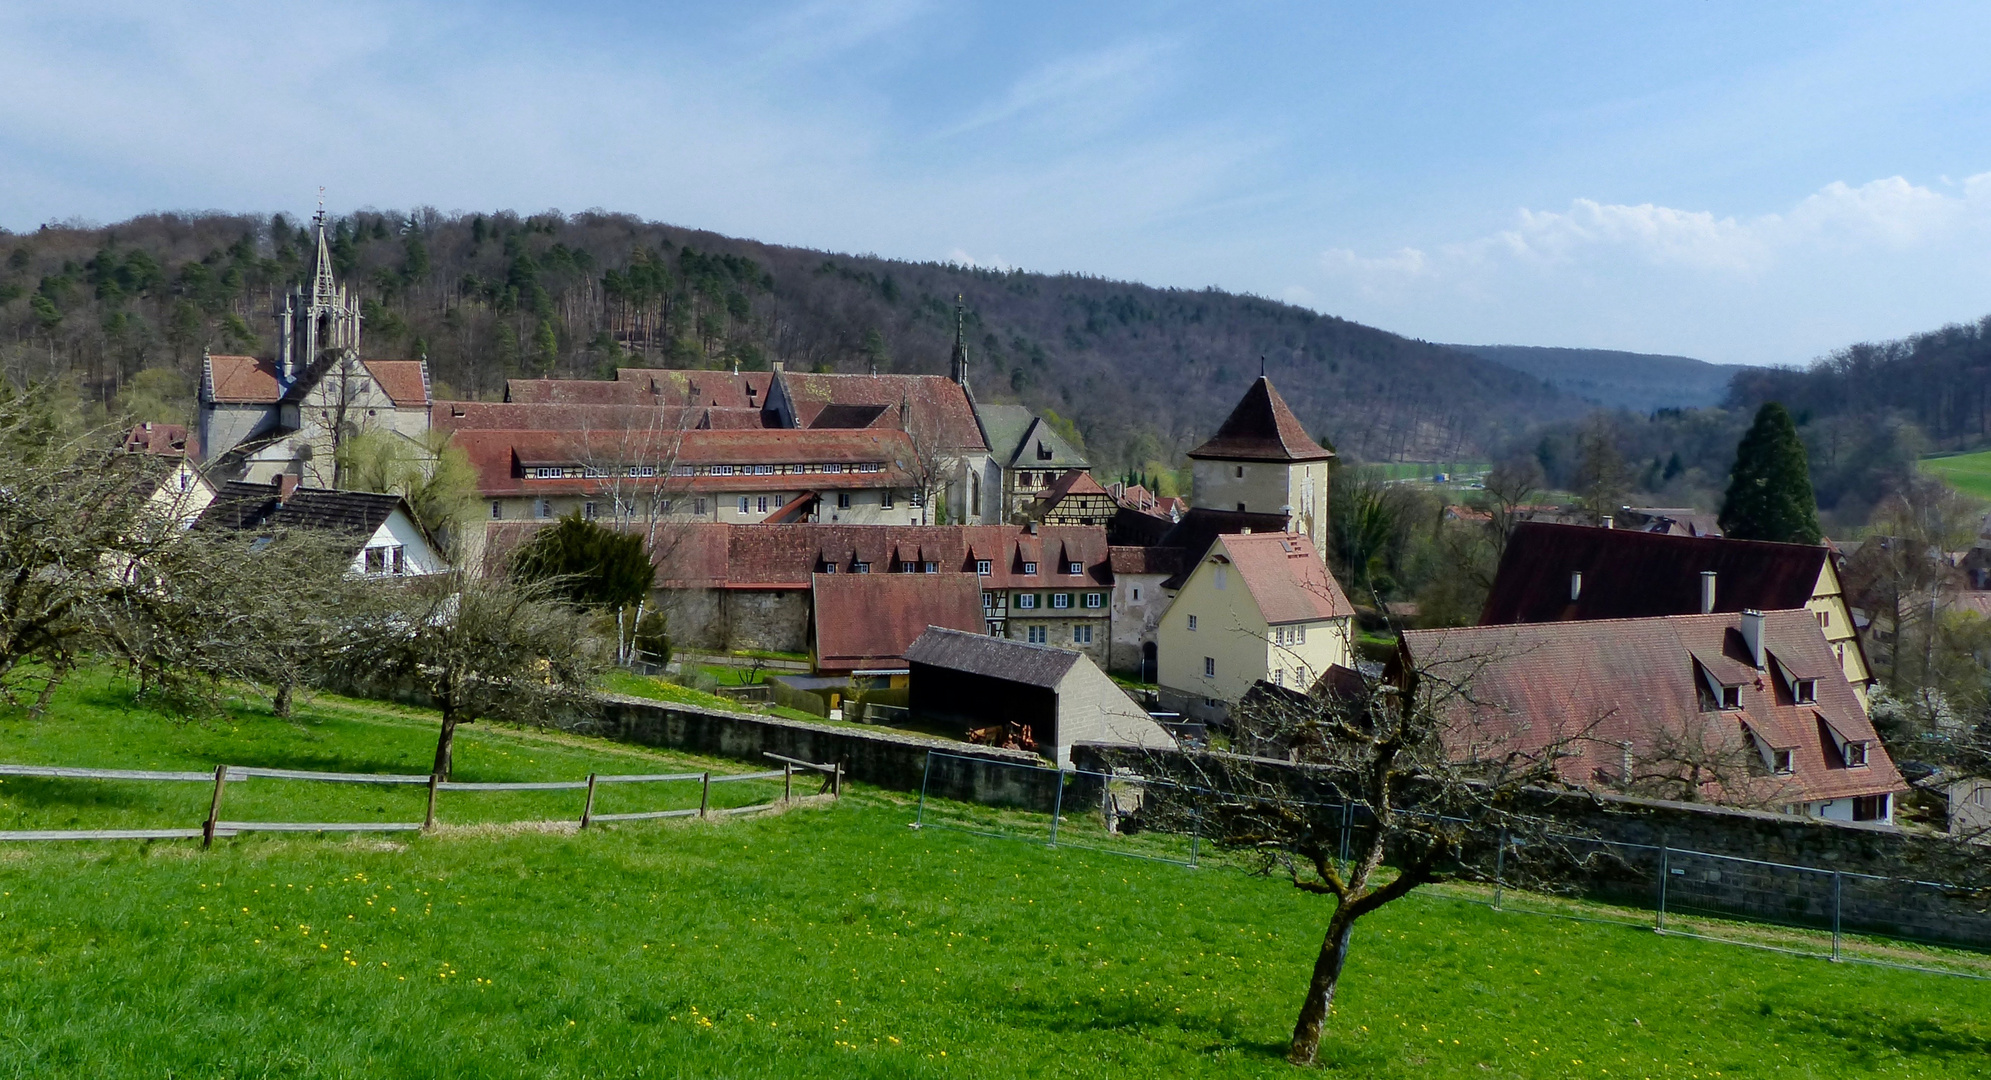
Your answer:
(0, 753), (841, 846)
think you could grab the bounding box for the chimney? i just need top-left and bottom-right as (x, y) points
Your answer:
(1699, 571), (1717, 614)
(277, 474), (300, 504)
(1740, 609), (1765, 668)
(1569, 570), (1583, 601)
(771, 361), (785, 373)
(1601, 514), (1614, 530)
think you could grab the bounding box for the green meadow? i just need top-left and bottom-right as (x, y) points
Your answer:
(1920, 449), (1991, 501)
(0, 671), (1986, 1077)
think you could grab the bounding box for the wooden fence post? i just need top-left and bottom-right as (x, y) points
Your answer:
(202, 764), (227, 848)
(580, 773), (598, 829)
(833, 764), (843, 799)
(699, 772), (711, 819)
(784, 764), (793, 804)
(424, 774), (440, 831)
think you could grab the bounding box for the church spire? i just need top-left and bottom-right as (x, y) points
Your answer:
(310, 207), (339, 307)
(949, 293), (968, 387)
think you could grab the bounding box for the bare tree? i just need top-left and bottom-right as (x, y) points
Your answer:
(335, 570), (610, 778)
(1143, 658), (1596, 1065)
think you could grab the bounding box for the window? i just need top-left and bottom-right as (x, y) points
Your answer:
(837, 493), (851, 509)
(364, 546), (403, 576)
(910, 490), (925, 508)
(823, 463), (844, 474)
(712, 465), (735, 476)
(982, 591), (996, 610)
(537, 500), (553, 519)
(1204, 656), (1216, 678)
(1236, 502), (1247, 513)
(1296, 625), (1307, 644)
(853, 562), (870, 574)
(582, 466), (609, 478)
(490, 501), (503, 520)
(1273, 669), (1284, 687)
(1023, 561), (1038, 575)
(532, 466), (563, 479)
(693, 498), (707, 516)
(1052, 593), (1070, 609)
(1027, 626), (1048, 644)
(757, 496), (769, 514)
(923, 561), (938, 574)
(1067, 561), (1082, 575)
(627, 465), (657, 477)
(1214, 566), (1227, 590)
(820, 564), (836, 574)
(1187, 614), (1198, 631)
(882, 490), (895, 509)
(1084, 593), (1103, 609)
(899, 561), (917, 573)
(1131, 586), (1142, 601)
(754, 465), (773, 475)
(1720, 685), (1741, 710)
(1844, 740), (1869, 767)
(1073, 625), (1093, 645)
(660, 499), (674, 515)
(1772, 749), (1794, 774)
(976, 559), (992, 576)
(392, 547), (405, 575)
(1853, 793), (1889, 821)
(584, 502), (598, 520)
(1235, 466), (1245, 479)
(1017, 594), (1037, 610)
(672, 464), (695, 477)
(738, 497), (750, 514)
(1818, 609), (1830, 628)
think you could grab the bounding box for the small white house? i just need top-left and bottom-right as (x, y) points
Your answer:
(193, 477), (445, 577)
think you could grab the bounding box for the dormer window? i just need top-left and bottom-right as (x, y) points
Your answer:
(1772, 749), (1794, 774)
(922, 561), (938, 574)
(1066, 561), (1082, 575)
(1023, 561), (1038, 575)
(852, 562), (870, 574)
(1036, 441), (1053, 461)
(1793, 679), (1817, 704)
(1721, 686), (1742, 710)
(898, 561), (916, 573)
(975, 559), (992, 576)
(1844, 740), (1869, 767)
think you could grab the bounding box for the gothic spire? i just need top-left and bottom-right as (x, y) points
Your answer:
(310, 208), (339, 306)
(949, 293), (968, 386)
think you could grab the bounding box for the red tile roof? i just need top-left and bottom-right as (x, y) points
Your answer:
(1108, 545), (1184, 576)
(1188, 377), (1333, 463)
(123, 422), (195, 457)
(1216, 532), (1354, 623)
(1035, 469), (1108, 503)
(1480, 522), (1829, 626)
(1402, 610), (1904, 808)
(204, 354), (282, 404)
(655, 523), (1113, 590)
(361, 360), (429, 407)
(810, 572), (984, 672)
(776, 372), (987, 452)
(450, 427), (918, 498)
(504, 369), (775, 408)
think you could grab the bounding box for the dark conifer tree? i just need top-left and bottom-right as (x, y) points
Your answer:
(1719, 402), (1823, 544)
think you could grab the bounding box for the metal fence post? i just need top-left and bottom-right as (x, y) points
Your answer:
(1494, 828), (1507, 911)
(1831, 871), (1843, 961)
(915, 751), (932, 828)
(1048, 768), (1064, 847)
(1656, 844), (1669, 932)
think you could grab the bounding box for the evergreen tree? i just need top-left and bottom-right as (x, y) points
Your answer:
(510, 513), (653, 611)
(1719, 402), (1823, 544)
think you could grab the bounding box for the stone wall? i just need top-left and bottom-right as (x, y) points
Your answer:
(583, 695), (1057, 810)
(1073, 744), (1991, 949)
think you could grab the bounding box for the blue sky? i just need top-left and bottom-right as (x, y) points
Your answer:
(4, 1), (1990, 366)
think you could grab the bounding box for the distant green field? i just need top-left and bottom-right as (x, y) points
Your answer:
(1365, 462), (1490, 483)
(1920, 450), (1991, 501)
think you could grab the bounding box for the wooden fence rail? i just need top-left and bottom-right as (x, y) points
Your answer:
(0, 754), (842, 846)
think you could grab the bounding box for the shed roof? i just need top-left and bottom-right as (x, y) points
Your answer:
(905, 626), (1084, 687)
(194, 480), (406, 545)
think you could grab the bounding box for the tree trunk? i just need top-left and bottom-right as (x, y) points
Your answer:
(1289, 904), (1359, 1065)
(432, 704), (459, 780)
(274, 679), (294, 719)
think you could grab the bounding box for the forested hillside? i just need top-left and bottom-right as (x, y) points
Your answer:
(1447, 344), (1733, 413)
(0, 209), (1579, 471)
(1727, 316), (1991, 450)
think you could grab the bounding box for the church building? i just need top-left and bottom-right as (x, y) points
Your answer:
(197, 211), (431, 486)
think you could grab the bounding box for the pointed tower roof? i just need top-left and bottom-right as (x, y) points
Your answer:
(1187, 376), (1334, 463)
(949, 294), (968, 386)
(309, 210), (339, 306)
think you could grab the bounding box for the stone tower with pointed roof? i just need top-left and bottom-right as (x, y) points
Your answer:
(1186, 376), (1334, 551)
(276, 210), (362, 381)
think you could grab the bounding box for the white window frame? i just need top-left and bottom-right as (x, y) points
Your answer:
(1084, 592), (1103, 609)
(975, 559), (992, 576)
(1017, 594), (1037, 610)
(1023, 561), (1038, 576)
(1052, 593), (1070, 609)
(1203, 656), (1216, 678)
(1187, 614), (1198, 631)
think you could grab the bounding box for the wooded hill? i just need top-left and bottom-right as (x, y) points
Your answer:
(1448, 343), (1733, 413)
(1727, 315), (1991, 451)
(0, 209), (1581, 471)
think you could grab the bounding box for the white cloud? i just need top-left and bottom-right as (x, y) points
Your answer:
(939, 38), (1175, 139)
(1312, 175), (1991, 364)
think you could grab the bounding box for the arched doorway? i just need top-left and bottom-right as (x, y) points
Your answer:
(1141, 641), (1157, 684)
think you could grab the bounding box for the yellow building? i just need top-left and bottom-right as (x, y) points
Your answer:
(1157, 532), (1357, 721)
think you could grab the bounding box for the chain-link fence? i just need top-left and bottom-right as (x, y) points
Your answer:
(912, 750), (1991, 979)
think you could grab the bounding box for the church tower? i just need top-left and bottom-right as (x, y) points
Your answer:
(276, 210), (362, 382)
(1185, 376), (1335, 551)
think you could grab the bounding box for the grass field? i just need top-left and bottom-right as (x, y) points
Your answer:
(1920, 449), (1991, 501)
(2, 673), (1989, 1077)
(1364, 462), (1491, 484)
